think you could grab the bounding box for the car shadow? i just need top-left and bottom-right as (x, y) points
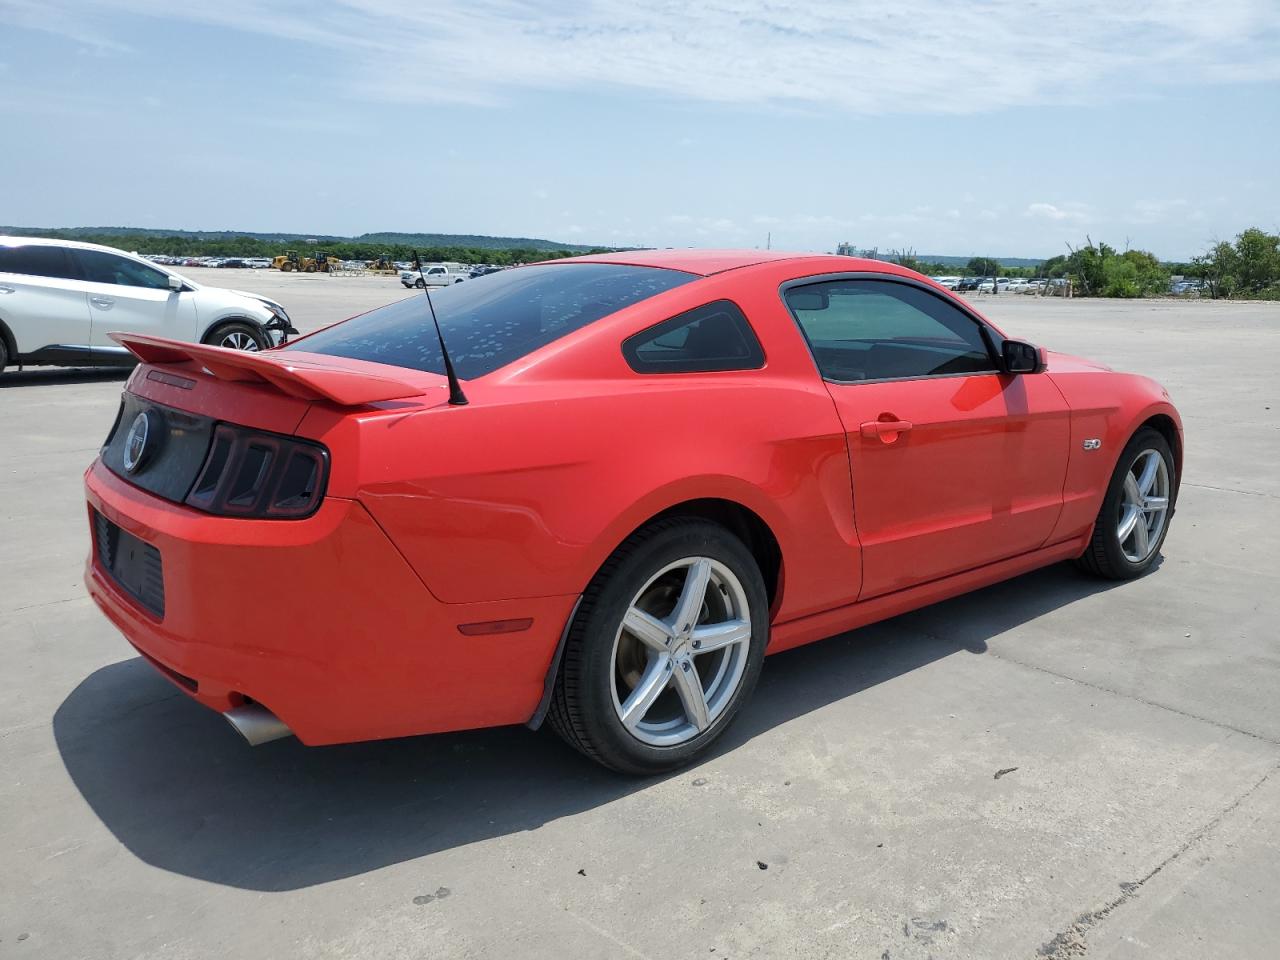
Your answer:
(54, 561), (1126, 891)
(0, 367), (131, 388)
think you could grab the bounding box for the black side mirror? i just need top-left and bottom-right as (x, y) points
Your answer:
(1002, 339), (1046, 374)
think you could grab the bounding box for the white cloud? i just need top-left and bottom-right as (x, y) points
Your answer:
(1, 0), (132, 51)
(18, 0), (1280, 113)
(1026, 202), (1089, 223)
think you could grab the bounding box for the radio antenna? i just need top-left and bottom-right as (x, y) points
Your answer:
(414, 251), (467, 406)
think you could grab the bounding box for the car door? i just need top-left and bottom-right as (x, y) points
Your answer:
(73, 248), (198, 351)
(783, 276), (1070, 600)
(0, 243), (92, 362)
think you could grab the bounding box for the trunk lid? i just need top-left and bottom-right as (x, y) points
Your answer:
(105, 335), (454, 507)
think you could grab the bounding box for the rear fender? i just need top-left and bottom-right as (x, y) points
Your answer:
(347, 383), (859, 619)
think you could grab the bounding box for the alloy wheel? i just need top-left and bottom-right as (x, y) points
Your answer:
(220, 331), (260, 351)
(609, 556), (752, 747)
(1117, 449), (1170, 563)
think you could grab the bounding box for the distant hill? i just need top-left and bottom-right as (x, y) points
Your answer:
(2, 225), (605, 253)
(3, 226), (1049, 266)
(354, 231), (602, 252)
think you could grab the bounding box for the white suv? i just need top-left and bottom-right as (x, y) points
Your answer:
(0, 236), (297, 374)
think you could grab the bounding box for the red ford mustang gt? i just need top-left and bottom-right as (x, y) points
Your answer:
(84, 250), (1181, 773)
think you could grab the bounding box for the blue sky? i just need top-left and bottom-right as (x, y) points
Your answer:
(1, 0), (1277, 260)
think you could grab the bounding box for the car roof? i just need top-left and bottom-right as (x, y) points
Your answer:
(550, 248), (920, 278)
(0, 234), (144, 256)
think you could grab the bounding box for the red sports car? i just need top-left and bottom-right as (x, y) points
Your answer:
(84, 251), (1181, 773)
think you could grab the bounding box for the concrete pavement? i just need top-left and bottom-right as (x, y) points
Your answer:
(1, 277), (1276, 959)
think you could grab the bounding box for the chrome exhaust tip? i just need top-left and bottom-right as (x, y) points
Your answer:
(223, 703), (293, 746)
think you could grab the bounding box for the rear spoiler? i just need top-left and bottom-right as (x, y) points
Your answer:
(111, 333), (432, 406)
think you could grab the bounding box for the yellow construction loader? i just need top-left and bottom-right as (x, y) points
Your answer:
(273, 251), (341, 273)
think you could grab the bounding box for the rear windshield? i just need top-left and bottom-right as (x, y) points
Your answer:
(288, 263), (696, 378)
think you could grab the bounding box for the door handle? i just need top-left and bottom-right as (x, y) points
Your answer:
(0, 284), (14, 294)
(860, 419), (913, 443)
(90, 296), (115, 309)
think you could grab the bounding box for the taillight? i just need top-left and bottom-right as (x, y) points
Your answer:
(185, 424), (329, 519)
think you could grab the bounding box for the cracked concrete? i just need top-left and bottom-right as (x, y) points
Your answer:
(1037, 764), (1279, 958)
(1, 279), (1277, 958)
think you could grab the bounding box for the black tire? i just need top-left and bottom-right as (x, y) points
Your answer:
(414, 278), (426, 289)
(548, 518), (769, 774)
(0, 335), (8, 374)
(1077, 427), (1176, 580)
(204, 320), (268, 352)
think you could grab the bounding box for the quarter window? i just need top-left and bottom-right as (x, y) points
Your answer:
(75, 250), (172, 290)
(784, 279), (995, 382)
(0, 244), (75, 279)
(623, 300), (765, 374)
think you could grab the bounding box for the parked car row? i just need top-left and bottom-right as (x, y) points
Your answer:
(398, 262), (510, 288)
(140, 253), (511, 283)
(0, 236), (298, 372)
(931, 276), (1070, 294)
(143, 255), (274, 270)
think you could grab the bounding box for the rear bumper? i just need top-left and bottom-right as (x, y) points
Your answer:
(84, 459), (576, 745)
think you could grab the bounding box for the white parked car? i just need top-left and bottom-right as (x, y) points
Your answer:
(977, 277), (1011, 293)
(398, 262), (469, 289)
(0, 236), (297, 373)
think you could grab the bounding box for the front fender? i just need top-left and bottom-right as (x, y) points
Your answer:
(1047, 367), (1182, 542)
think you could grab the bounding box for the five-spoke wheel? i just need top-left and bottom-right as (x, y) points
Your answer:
(1079, 426), (1177, 579)
(1117, 449), (1170, 563)
(549, 518), (767, 774)
(611, 557), (753, 747)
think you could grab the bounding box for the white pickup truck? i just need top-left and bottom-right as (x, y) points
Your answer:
(399, 262), (468, 289)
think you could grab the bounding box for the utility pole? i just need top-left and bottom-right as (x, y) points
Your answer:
(766, 232), (771, 250)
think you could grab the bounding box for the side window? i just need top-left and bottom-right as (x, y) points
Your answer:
(0, 244), (75, 279)
(623, 300), (765, 374)
(76, 250), (172, 290)
(784, 279), (995, 382)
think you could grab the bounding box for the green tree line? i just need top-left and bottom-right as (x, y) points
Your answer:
(14, 226), (1280, 298)
(1186, 228), (1280, 299)
(1039, 242), (1169, 297)
(7, 229), (610, 267)
(891, 227), (1280, 299)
